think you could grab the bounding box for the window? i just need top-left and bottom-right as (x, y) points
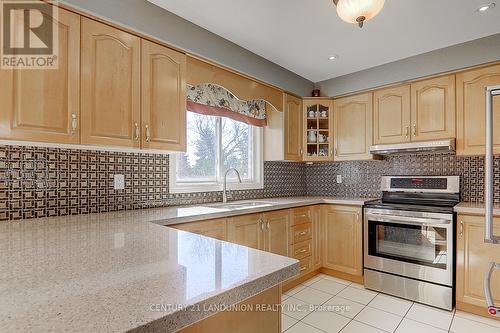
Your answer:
(169, 111), (263, 193)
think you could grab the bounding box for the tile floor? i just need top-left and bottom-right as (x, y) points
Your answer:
(281, 274), (500, 333)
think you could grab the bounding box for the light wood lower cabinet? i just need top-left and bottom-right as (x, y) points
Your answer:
(457, 214), (500, 313)
(333, 93), (373, 161)
(227, 214), (264, 250)
(171, 218), (227, 241)
(141, 40), (186, 151)
(456, 63), (500, 155)
(322, 205), (363, 277)
(263, 210), (290, 256)
(81, 18), (141, 148)
(0, 8), (80, 144)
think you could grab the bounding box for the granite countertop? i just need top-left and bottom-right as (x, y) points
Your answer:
(0, 196), (374, 332)
(454, 202), (500, 216)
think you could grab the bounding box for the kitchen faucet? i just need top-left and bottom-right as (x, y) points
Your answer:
(223, 168), (242, 203)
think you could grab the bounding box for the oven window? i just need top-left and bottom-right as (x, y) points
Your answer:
(368, 221), (448, 269)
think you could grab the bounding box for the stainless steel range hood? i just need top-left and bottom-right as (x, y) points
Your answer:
(369, 139), (455, 155)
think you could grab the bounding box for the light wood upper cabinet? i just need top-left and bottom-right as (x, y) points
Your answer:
(373, 85), (411, 144)
(81, 18), (141, 148)
(172, 218), (226, 241)
(456, 64), (500, 155)
(262, 210), (290, 257)
(322, 205), (363, 276)
(227, 214), (264, 250)
(410, 75), (456, 142)
(142, 40), (186, 151)
(457, 214), (500, 310)
(334, 93), (373, 160)
(0, 8), (80, 144)
(283, 94), (303, 161)
(303, 99), (333, 161)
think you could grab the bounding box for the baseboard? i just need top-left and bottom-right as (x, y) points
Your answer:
(282, 269), (320, 292)
(320, 267), (364, 284)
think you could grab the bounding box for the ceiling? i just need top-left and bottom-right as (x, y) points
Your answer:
(148, 0), (500, 82)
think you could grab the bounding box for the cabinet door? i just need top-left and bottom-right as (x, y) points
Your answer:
(172, 218), (226, 241)
(262, 210), (290, 257)
(303, 99), (333, 161)
(142, 40), (186, 151)
(456, 64), (500, 155)
(311, 205), (322, 270)
(411, 75), (456, 142)
(334, 93), (373, 161)
(227, 214), (264, 250)
(0, 9), (80, 144)
(81, 18), (141, 148)
(322, 205), (363, 276)
(284, 94), (303, 161)
(373, 85), (411, 144)
(457, 215), (500, 308)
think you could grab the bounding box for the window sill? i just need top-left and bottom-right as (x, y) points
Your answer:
(169, 182), (264, 194)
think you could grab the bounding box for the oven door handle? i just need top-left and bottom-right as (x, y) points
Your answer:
(365, 214), (452, 227)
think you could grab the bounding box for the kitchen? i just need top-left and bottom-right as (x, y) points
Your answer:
(0, 0), (499, 332)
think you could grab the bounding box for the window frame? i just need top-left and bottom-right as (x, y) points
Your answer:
(169, 114), (264, 194)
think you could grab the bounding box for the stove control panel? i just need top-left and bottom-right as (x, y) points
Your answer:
(391, 177), (448, 190)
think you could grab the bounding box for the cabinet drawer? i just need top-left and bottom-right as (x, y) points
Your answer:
(291, 239), (312, 260)
(291, 207), (311, 226)
(291, 223), (312, 243)
(298, 256), (312, 274)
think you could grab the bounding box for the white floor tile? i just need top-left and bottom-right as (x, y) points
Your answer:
(395, 318), (447, 333)
(302, 310), (350, 333)
(320, 275), (352, 286)
(303, 275), (324, 286)
(349, 282), (366, 290)
(450, 315), (500, 333)
(293, 286), (332, 305)
(354, 306), (403, 332)
(368, 294), (412, 317)
(405, 303), (454, 330)
(324, 295), (365, 319)
(309, 279), (348, 295)
(454, 310), (500, 328)
(337, 286), (378, 305)
(282, 296), (313, 320)
(286, 321), (325, 333)
(341, 320), (386, 333)
(281, 314), (298, 332)
(284, 284), (307, 297)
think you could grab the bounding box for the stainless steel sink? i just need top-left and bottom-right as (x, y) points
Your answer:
(203, 201), (274, 210)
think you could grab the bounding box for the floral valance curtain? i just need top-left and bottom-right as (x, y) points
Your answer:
(186, 83), (268, 127)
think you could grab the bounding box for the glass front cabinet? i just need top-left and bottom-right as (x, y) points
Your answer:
(302, 99), (334, 162)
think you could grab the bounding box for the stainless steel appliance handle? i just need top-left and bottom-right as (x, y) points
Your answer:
(366, 213), (451, 228)
(485, 85), (500, 244)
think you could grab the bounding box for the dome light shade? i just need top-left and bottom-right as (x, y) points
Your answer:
(333, 0), (385, 28)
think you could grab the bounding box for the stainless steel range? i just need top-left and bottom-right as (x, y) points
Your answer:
(364, 176), (460, 310)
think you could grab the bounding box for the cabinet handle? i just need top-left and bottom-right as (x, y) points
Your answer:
(296, 213), (307, 218)
(300, 148), (303, 157)
(298, 231), (307, 236)
(296, 249), (307, 254)
(300, 266), (307, 272)
(412, 124), (417, 136)
(266, 220), (270, 230)
(134, 123), (139, 141)
(145, 124), (151, 142)
(334, 148), (338, 156)
(70, 113), (77, 135)
(356, 213), (360, 222)
(405, 126), (409, 138)
(460, 220), (463, 237)
(259, 219), (264, 232)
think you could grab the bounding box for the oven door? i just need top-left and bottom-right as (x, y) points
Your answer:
(364, 208), (453, 286)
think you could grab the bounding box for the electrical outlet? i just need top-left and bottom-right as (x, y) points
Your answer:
(336, 175), (343, 184)
(114, 174), (125, 190)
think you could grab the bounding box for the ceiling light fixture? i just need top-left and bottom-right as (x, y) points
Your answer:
(328, 55), (339, 60)
(477, 2), (495, 12)
(332, 0), (385, 28)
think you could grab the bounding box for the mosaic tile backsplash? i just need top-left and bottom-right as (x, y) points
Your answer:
(0, 145), (498, 221)
(0, 145), (306, 221)
(305, 153), (500, 204)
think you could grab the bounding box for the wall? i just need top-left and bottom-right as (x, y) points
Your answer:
(316, 33), (500, 97)
(59, 0), (314, 97)
(306, 153), (500, 204)
(0, 145), (306, 221)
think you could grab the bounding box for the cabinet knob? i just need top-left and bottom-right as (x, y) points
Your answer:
(145, 124), (151, 142)
(412, 124), (417, 136)
(70, 113), (77, 135)
(405, 126), (409, 138)
(134, 123), (139, 141)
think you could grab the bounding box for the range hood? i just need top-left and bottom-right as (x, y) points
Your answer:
(369, 139), (456, 155)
